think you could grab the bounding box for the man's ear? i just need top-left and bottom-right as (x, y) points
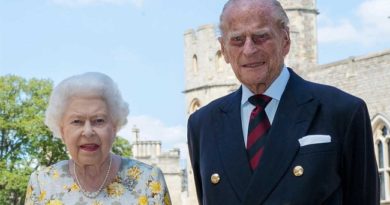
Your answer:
(281, 29), (291, 56)
(218, 37), (230, 64)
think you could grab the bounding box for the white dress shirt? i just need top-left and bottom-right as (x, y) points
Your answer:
(241, 66), (290, 147)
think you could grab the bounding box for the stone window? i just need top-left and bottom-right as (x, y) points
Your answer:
(192, 55), (198, 73)
(189, 99), (200, 114)
(388, 139), (390, 169)
(215, 51), (224, 71)
(383, 126), (389, 136)
(378, 141), (384, 168)
(372, 114), (390, 202)
(381, 172), (386, 200)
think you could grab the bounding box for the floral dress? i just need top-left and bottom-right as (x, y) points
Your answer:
(24, 158), (171, 205)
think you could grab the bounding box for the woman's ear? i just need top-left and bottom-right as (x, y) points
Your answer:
(60, 126), (65, 142)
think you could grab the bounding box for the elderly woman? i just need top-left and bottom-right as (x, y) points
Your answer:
(25, 72), (171, 205)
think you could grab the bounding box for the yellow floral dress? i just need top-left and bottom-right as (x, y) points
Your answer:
(24, 158), (171, 205)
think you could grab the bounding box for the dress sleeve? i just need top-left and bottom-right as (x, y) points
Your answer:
(24, 171), (41, 205)
(151, 167), (172, 205)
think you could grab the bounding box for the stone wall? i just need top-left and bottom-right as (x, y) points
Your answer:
(280, 0), (318, 75)
(183, 24), (239, 116)
(132, 141), (183, 205)
(306, 50), (390, 119)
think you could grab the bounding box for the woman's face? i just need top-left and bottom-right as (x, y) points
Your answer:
(60, 97), (116, 166)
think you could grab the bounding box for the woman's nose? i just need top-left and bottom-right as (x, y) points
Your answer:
(82, 121), (95, 137)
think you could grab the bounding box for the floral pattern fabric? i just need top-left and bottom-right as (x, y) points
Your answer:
(25, 158), (171, 205)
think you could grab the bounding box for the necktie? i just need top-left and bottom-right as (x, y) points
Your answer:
(247, 94), (272, 171)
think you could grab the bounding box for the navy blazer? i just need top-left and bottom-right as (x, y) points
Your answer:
(187, 69), (379, 205)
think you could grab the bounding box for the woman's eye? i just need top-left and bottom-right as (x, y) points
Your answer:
(71, 119), (82, 125)
(94, 118), (105, 125)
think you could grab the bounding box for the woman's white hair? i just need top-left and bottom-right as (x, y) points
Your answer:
(45, 72), (129, 138)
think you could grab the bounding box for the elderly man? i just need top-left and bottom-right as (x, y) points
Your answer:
(187, 0), (379, 204)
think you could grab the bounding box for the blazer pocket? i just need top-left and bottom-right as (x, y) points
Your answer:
(298, 143), (337, 155)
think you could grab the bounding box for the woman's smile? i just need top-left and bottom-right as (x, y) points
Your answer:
(80, 144), (100, 152)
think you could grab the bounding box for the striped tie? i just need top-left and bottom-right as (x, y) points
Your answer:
(247, 94), (272, 171)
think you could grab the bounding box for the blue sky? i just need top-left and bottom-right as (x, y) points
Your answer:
(1, 0), (389, 160)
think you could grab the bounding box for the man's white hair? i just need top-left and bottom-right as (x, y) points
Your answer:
(219, 0), (290, 36)
(45, 72), (129, 138)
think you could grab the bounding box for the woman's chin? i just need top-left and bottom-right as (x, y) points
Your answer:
(74, 152), (104, 165)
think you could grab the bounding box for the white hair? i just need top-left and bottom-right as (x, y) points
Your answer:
(219, 0), (290, 36)
(45, 72), (129, 138)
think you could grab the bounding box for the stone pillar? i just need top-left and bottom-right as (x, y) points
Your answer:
(279, 0), (318, 76)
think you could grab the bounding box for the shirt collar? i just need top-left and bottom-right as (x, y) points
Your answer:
(241, 66), (290, 105)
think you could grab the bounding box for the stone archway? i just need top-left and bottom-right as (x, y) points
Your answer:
(372, 114), (390, 203)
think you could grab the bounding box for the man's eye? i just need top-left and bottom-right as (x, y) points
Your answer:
(230, 36), (245, 46)
(232, 36), (242, 41)
(97, 118), (105, 123)
(252, 34), (268, 44)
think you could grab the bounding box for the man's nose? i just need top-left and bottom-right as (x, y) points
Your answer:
(243, 37), (257, 56)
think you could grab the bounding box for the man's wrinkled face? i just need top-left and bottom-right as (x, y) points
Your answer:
(219, 2), (290, 94)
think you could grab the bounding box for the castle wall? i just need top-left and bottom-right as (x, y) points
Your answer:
(279, 0), (318, 75)
(184, 84), (238, 115)
(158, 150), (182, 205)
(184, 24), (239, 115)
(306, 50), (390, 119)
(184, 24), (235, 90)
(132, 141), (182, 205)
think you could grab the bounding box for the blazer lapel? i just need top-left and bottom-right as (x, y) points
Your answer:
(243, 69), (320, 205)
(216, 87), (253, 202)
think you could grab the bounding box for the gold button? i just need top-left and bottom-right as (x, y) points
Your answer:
(293, 165), (304, 177)
(211, 173), (220, 184)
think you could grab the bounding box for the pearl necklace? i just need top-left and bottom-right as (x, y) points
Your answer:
(73, 154), (112, 199)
